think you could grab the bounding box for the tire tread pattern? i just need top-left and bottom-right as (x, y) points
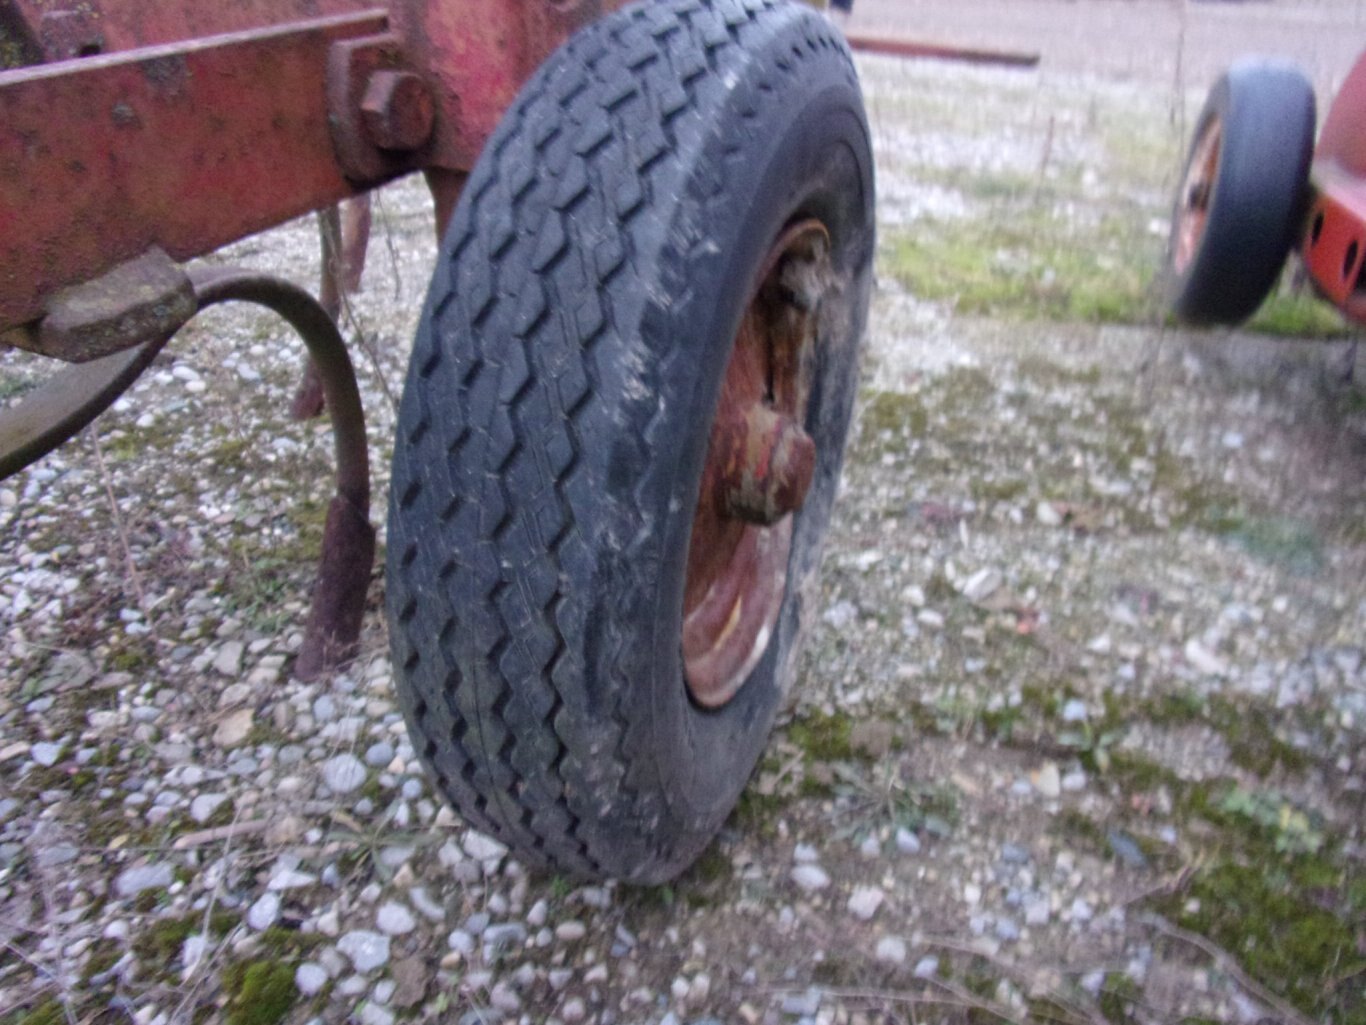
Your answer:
(388, 0), (860, 880)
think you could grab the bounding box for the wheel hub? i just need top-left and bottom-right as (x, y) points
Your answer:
(1174, 119), (1222, 274)
(682, 221), (831, 709)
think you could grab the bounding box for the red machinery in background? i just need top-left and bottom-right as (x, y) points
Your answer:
(1168, 45), (1366, 331)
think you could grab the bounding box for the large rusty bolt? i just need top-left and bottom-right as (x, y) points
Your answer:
(720, 405), (817, 526)
(360, 70), (435, 152)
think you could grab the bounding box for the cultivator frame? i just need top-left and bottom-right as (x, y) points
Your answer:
(0, 0), (627, 674)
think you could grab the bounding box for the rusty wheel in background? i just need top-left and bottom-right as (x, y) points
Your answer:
(386, 0), (874, 883)
(1167, 60), (1316, 326)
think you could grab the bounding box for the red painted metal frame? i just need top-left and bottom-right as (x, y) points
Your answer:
(0, 0), (622, 338)
(1300, 46), (1366, 326)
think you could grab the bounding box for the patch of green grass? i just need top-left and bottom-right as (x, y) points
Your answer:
(786, 710), (856, 763)
(1060, 745), (1362, 1021)
(1098, 972), (1142, 1024)
(1154, 859), (1363, 1022)
(856, 390), (929, 458)
(881, 208), (1160, 326)
(1247, 288), (1350, 339)
(133, 910), (239, 969)
(1204, 696), (1312, 776)
(1215, 515), (1324, 574)
(1103, 764), (1361, 1020)
(222, 960), (297, 1025)
(0, 1001), (66, 1025)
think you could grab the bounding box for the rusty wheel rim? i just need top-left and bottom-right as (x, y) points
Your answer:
(682, 220), (832, 709)
(1173, 118), (1222, 274)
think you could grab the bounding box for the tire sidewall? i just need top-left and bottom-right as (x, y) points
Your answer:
(1168, 62), (1315, 325)
(627, 30), (875, 861)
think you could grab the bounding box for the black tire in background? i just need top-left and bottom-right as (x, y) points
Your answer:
(1167, 60), (1316, 326)
(386, 0), (875, 883)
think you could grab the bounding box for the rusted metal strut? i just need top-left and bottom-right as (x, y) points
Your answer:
(189, 268), (376, 681)
(0, 262), (374, 677)
(843, 33), (1040, 69)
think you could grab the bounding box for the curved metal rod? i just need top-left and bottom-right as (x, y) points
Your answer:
(189, 266), (375, 680)
(189, 267), (369, 508)
(0, 331), (171, 481)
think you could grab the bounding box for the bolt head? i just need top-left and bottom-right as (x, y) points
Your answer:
(720, 407), (816, 526)
(360, 70), (435, 152)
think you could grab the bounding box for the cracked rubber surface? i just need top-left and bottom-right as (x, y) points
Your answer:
(386, 0), (875, 883)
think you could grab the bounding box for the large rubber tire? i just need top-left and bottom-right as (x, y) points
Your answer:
(1167, 60), (1316, 326)
(386, 0), (874, 883)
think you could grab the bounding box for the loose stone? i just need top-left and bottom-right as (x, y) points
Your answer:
(338, 931), (390, 973)
(295, 963), (328, 996)
(246, 892), (281, 931)
(875, 935), (907, 965)
(189, 793), (229, 824)
(847, 886), (884, 921)
(322, 754), (367, 794)
(376, 901), (416, 936)
(115, 863), (174, 898)
(790, 864), (831, 892)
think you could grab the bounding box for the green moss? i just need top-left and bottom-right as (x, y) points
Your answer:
(1106, 752), (1184, 795)
(81, 939), (123, 982)
(0, 1000), (66, 1025)
(1098, 972), (1141, 1024)
(1204, 697), (1312, 776)
(222, 960), (297, 1025)
(689, 843), (731, 885)
(858, 390), (929, 454)
(797, 774), (837, 799)
(131, 912), (239, 973)
(253, 925), (324, 960)
(133, 910), (239, 967)
(1055, 808), (1109, 852)
(105, 637), (158, 674)
(0, 374), (37, 402)
(1153, 861), (1363, 1021)
(786, 710), (856, 762)
(971, 476), (1029, 504)
(1140, 690), (1205, 727)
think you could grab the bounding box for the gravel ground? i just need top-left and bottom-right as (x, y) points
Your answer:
(2, 6), (1365, 1025)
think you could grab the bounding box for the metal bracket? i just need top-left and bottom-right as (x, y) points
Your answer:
(13, 247), (197, 363)
(327, 32), (435, 185)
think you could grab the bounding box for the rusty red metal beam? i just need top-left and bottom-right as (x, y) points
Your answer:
(1300, 45), (1366, 327)
(843, 32), (1040, 69)
(1, 0), (373, 60)
(0, 1), (628, 336)
(1302, 165), (1366, 324)
(0, 11), (387, 334)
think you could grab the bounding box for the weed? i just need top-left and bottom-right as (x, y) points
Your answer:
(830, 760), (956, 842)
